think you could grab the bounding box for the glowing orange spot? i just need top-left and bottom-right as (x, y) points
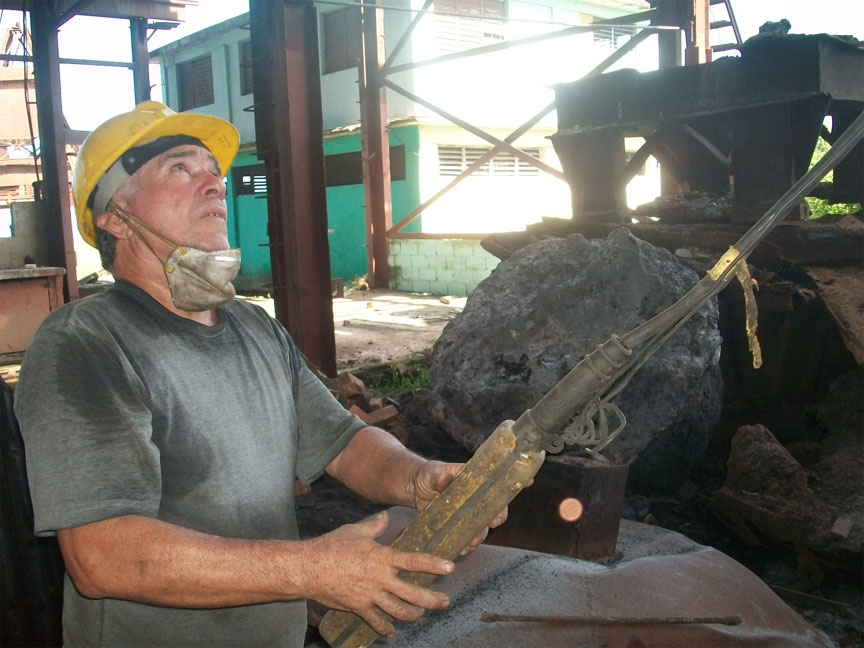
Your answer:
(558, 497), (584, 522)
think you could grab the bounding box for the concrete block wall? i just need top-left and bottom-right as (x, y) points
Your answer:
(388, 239), (500, 296)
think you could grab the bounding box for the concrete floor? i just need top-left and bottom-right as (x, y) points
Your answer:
(239, 289), (466, 371)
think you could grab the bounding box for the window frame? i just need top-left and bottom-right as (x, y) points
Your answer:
(239, 40), (254, 97)
(177, 54), (215, 111)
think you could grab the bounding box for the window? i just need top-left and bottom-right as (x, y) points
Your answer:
(231, 149), (408, 193)
(233, 164), (268, 195)
(0, 205), (11, 238)
(594, 25), (636, 49)
(239, 40), (253, 96)
(434, 0), (505, 54)
(325, 147), (406, 186)
(438, 146), (540, 177)
(177, 55), (214, 110)
(322, 6), (362, 74)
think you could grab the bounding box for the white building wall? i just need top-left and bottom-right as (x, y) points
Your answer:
(319, 0), (656, 130)
(415, 124), (572, 233)
(319, 0), (416, 130)
(156, 29), (257, 145)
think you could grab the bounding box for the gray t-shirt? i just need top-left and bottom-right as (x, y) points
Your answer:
(15, 280), (365, 647)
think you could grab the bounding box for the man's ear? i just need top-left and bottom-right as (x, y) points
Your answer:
(94, 210), (131, 240)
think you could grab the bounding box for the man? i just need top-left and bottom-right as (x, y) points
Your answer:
(15, 102), (504, 647)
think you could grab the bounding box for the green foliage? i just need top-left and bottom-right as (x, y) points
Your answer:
(805, 137), (861, 219)
(366, 359), (431, 397)
(805, 197), (862, 219)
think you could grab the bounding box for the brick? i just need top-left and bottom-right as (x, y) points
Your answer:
(434, 240), (455, 256)
(447, 282), (469, 296)
(416, 239), (439, 256)
(412, 255), (429, 268)
(454, 242), (476, 257)
(412, 279), (431, 293)
(364, 404), (400, 427)
(339, 372), (370, 401)
(399, 240), (419, 256)
(349, 404), (370, 421)
(465, 255), (486, 270)
(417, 267), (437, 281)
(481, 256), (500, 271)
(428, 281), (448, 296)
(427, 254), (447, 269)
(445, 255), (467, 269)
(436, 267), (458, 283)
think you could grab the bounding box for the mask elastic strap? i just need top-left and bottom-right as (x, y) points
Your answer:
(107, 200), (188, 269)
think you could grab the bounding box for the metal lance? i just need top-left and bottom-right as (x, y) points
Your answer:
(318, 110), (864, 648)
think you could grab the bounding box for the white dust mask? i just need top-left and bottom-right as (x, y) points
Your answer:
(108, 201), (242, 311)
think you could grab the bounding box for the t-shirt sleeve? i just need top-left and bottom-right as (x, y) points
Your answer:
(14, 321), (161, 537)
(284, 340), (366, 486)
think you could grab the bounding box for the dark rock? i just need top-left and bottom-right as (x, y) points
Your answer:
(806, 368), (864, 575)
(817, 367), (863, 452)
(634, 191), (733, 224)
(710, 424), (818, 546)
(423, 228), (723, 493)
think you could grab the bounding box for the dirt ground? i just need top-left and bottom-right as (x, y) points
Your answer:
(240, 289), (466, 371)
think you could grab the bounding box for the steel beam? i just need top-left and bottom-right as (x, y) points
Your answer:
(386, 29), (652, 237)
(387, 23), (667, 76)
(387, 100), (555, 237)
(129, 17), (151, 103)
(359, 0), (392, 289)
(249, 0), (336, 376)
(381, 0), (432, 73)
(385, 79), (566, 180)
(30, 2), (78, 301)
(0, 54), (134, 67)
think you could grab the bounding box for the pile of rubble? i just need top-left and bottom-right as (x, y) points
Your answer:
(327, 372), (409, 445)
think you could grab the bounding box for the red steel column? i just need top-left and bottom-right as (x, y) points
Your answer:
(360, 0), (392, 288)
(31, 3), (78, 301)
(249, 0), (337, 375)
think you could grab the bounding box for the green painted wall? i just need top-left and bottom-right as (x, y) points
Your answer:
(225, 126), (422, 291)
(227, 150), (270, 291)
(323, 124), (421, 282)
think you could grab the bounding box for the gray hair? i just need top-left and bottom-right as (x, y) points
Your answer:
(95, 225), (118, 271)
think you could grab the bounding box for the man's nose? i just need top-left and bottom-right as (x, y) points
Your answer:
(202, 172), (227, 199)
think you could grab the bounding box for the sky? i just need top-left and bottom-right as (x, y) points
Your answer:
(0, 0), (861, 131)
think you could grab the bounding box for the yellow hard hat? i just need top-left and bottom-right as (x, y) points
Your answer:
(72, 101), (240, 247)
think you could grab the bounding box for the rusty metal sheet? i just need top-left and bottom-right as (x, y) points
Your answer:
(804, 263), (864, 364)
(348, 508), (830, 648)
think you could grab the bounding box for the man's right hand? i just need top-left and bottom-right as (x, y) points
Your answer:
(303, 511), (453, 637)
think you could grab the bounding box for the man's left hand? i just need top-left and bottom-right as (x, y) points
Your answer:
(407, 461), (508, 556)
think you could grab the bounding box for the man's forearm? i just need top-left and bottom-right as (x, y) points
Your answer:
(326, 426), (432, 509)
(58, 515), (319, 608)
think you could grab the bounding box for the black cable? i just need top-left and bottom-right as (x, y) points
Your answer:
(19, 3), (40, 189)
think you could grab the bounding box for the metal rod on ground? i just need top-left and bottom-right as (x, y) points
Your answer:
(480, 612), (743, 626)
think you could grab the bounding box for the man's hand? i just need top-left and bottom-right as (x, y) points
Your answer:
(304, 512), (453, 637)
(408, 460), (509, 555)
